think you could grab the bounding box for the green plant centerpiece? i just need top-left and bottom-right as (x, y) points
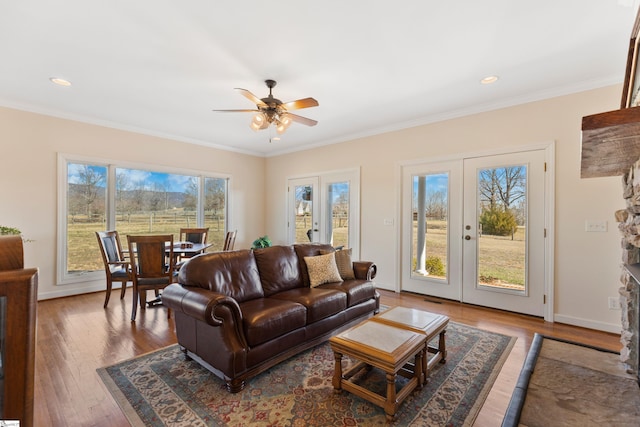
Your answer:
(251, 235), (272, 249)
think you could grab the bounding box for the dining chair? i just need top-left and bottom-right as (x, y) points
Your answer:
(95, 230), (132, 308)
(223, 230), (237, 251)
(127, 234), (176, 321)
(178, 227), (209, 260)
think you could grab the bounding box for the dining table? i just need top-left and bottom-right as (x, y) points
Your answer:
(123, 241), (213, 259)
(171, 241), (212, 259)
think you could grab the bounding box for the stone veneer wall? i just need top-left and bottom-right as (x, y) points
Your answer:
(616, 159), (640, 375)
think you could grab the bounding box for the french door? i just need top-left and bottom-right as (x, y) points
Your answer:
(401, 149), (548, 317)
(288, 170), (360, 257)
(288, 177), (319, 244)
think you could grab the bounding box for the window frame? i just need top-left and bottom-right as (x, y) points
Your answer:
(57, 153), (231, 285)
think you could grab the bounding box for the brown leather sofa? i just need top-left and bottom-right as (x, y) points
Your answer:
(162, 243), (379, 393)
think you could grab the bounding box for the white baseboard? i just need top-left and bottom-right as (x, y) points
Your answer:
(374, 282), (398, 292)
(38, 282), (126, 300)
(553, 313), (621, 335)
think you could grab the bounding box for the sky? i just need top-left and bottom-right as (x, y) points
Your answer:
(68, 163), (195, 193)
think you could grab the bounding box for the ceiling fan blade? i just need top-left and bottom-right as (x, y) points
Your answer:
(282, 97), (319, 110)
(286, 113), (318, 126)
(212, 109), (259, 113)
(235, 88), (268, 107)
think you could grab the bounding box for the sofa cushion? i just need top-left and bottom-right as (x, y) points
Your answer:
(178, 250), (264, 303)
(304, 252), (342, 287)
(254, 245), (303, 296)
(318, 279), (377, 307)
(270, 288), (347, 323)
(294, 243), (336, 286)
(239, 298), (307, 347)
(321, 248), (355, 280)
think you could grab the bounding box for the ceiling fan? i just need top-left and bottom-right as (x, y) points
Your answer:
(213, 79), (319, 136)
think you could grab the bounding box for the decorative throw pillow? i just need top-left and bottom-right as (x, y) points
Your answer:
(304, 252), (342, 287)
(321, 248), (355, 280)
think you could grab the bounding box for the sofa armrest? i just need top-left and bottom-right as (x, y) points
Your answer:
(353, 261), (377, 281)
(162, 283), (247, 345)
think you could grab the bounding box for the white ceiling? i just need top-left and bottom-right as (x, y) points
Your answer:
(1, 1), (638, 157)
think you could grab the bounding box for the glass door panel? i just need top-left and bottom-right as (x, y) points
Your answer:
(402, 150), (546, 317)
(326, 181), (349, 248)
(476, 166), (526, 292)
(411, 173), (448, 281)
(462, 150), (545, 316)
(288, 177), (319, 244)
(288, 171), (359, 256)
(401, 160), (462, 300)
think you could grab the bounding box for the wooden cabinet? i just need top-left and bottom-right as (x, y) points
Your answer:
(0, 235), (37, 426)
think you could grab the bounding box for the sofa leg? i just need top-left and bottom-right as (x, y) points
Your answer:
(179, 345), (192, 361)
(226, 379), (245, 393)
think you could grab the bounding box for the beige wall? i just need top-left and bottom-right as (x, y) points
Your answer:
(0, 107), (265, 299)
(0, 85), (627, 333)
(265, 85), (625, 333)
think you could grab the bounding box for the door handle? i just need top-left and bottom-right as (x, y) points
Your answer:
(464, 235), (471, 240)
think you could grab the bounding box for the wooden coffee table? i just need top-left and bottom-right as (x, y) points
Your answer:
(329, 320), (426, 422)
(371, 306), (449, 385)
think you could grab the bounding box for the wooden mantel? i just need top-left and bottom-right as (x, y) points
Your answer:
(581, 106), (640, 178)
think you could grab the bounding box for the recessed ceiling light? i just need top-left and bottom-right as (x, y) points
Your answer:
(480, 75), (499, 85)
(49, 77), (72, 87)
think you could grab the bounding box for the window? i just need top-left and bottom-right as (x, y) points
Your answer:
(58, 155), (229, 284)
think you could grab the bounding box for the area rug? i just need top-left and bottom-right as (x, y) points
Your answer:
(98, 322), (515, 426)
(502, 333), (640, 427)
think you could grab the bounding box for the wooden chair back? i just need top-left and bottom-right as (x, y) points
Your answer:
(179, 227), (209, 244)
(96, 230), (126, 268)
(127, 234), (175, 321)
(0, 235), (24, 271)
(223, 230), (237, 251)
(127, 234), (175, 281)
(95, 230), (132, 308)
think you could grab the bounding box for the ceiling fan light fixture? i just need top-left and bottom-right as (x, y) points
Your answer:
(276, 115), (292, 135)
(250, 112), (266, 131)
(215, 79), (318, 140)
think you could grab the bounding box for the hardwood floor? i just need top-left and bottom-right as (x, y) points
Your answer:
(32, 288), (620, 426)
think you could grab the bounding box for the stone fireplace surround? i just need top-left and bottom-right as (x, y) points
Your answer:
(616, 159), (640, 378)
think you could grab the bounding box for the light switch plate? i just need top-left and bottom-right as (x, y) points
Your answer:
(608, 297), (620, 310)
(585, 220), (607, 232)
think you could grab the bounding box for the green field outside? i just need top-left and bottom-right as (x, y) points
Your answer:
(70, 213), (524, 289)
(68, 211), (226, 272)
(413, 219), (525, 288)
(294, 215), (348, 247)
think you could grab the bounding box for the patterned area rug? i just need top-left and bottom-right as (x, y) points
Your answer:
(98, 322), (515, 426)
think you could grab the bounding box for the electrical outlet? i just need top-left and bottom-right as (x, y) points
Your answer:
(585, 220), (608, 232)
(608, 297), (620, 310)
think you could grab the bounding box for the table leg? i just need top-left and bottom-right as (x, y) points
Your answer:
(414, 350), (424, 389)
(332, 351), (343, 392)
(385, 372), (397, 422)
(439, 329), (447, 362)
